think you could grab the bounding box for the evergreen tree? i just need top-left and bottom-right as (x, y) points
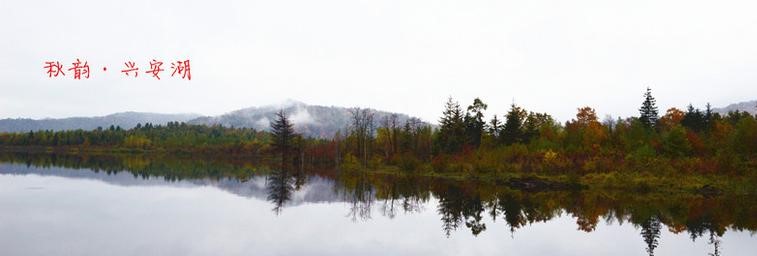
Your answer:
(522, 112), (554, 143)
(705, 102), (713, 131)
(501, 104), (526, 145)
(682, 104), (705, 132)
(640, 217), (662, 256)
(639, 87), (659, 129)
(438, 97), (465, 153)
(464, 98), (488, 147)
(270, 110), (296, 165)
(488, 115), (501, 138)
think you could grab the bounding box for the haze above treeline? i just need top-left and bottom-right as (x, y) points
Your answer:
(1, 99), (755, 138)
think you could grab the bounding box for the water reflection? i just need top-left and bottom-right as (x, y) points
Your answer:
(640, 217), (661, 256)
(0, 152), (755, 255)
(265, 168), (296, 214)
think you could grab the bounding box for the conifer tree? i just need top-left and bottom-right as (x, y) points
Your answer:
(639, 87), (659, 129)
(464, 98), (488, 147)
(502, 104), (526, 145)
(270, 110), (296, 165)
(438, 97), (465, 153)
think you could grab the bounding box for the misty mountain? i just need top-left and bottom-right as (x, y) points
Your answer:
(713, 100), (757, 115)
(0, 101), (429, 138)
(188, 100), (429, 138)
(0, 112), (201, 133)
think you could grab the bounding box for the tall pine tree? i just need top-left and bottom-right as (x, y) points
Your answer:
(270, 110), (296, 166)
(501, 104), (526, 145)
(639, 87), (659, 129)
(464, 98), (488, 147)
(438, 97), (465, 153)
(488, 115), (501, 138)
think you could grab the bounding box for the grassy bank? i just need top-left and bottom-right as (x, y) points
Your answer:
(2, 146), (755, 196)
(345, 164), (757, 196)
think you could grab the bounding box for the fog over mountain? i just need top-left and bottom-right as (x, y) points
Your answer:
(0, 100), (429, 138)
(4, 99), (751, 137)
(188, 100), (427, 138)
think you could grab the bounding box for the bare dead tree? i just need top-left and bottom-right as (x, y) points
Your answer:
(379, 114), (400, 160)
(349, 107), (375, 166)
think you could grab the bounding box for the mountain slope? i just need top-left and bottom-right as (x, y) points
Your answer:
(0, 101), (429, 138)
(713, 100), (757, 115)
(0, 112), (201, 133)
(188, 100), (427, 138)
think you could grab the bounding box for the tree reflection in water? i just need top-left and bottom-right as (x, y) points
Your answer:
(640, 216), (661, 256)
(320, 172), (754, 255)
(2, 152), (755, 255)
(265, 168), (295, 215)
(265, 161), (307, 215)
(709, 230), (721, 256)
(337, 171), (375, 221)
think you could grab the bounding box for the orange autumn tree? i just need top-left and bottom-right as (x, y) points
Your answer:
(658, 107), (696, 156)
(565, 106), (607, 155)
(659, 108), (685, 130)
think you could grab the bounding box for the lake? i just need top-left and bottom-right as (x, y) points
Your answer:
(0, 153), (755, 256)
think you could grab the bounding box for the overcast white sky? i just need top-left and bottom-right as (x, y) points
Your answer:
(1, 0), (756, 123)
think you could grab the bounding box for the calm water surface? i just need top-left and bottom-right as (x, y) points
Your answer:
(0, 154), (755, 256)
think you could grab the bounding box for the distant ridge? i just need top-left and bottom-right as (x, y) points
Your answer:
(0, 101), (430, 138)
(712, 100), (757, 115)
(188, 100), (428, 138)
(0, 112), (201, 133)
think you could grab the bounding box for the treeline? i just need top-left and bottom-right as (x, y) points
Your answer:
(2, 88), (757, 176)
(0, 122), (276, 157)
(335, 88), (757, 176)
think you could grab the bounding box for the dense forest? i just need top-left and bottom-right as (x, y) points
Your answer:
(2, 88), (757, 186)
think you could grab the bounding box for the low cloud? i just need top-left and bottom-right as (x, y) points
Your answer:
(254, 117), (270, 128)
(288, 106), (314, 125)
